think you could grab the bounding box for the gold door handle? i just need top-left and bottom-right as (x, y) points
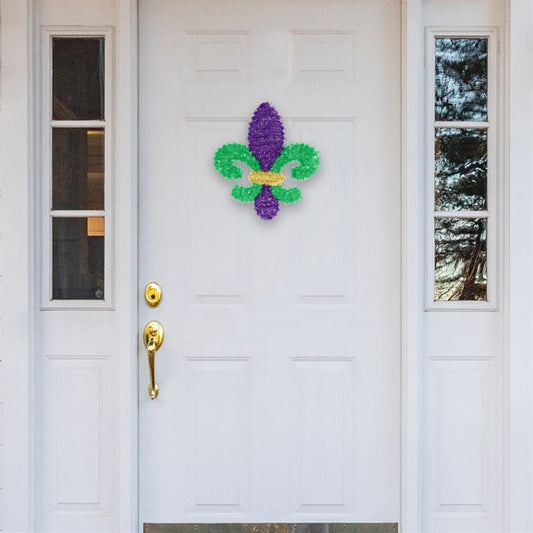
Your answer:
(143, 320), (164, 399)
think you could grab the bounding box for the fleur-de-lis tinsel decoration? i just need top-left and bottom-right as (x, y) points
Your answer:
(213, 103), (320, 220)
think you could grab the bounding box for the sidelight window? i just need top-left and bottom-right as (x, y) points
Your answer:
(42, 31), (112, 307)
(428, 32), (498, 307)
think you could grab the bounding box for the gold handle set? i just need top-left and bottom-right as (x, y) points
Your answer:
(143, 282), (164, 400)
(143, 320), (164, 399)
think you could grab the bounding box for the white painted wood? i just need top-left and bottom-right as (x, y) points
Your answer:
(420, 1), (506, 532)
(291, 31), (356, 82)
(426, 358), (497, 512)
(401, 1), (424, 530)
(40, 356), (116, 519)
(290, 358), (355, 513)
(433, 211), (489, 219)
(24, 0), (138, 531)
(0, 1), (32, 530)
(185, 31), (250, 81)
(51, 120), (107, 128)
(50, 211), (107, 218)
(138, 0), (401, 525)
(508, 1), (533, 531)
(56, 366), (101, 503)
(35, 6), (120, 529)
(434, 121), (489, 129)
(292, 119), (353, 302)
(186, 357), (250, 512)
(114, 2), (139, 530)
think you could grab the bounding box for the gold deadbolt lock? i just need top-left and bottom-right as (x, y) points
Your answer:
(144, 281), (162, 307)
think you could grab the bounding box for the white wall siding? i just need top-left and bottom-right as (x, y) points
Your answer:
(0, 0), (32, 530)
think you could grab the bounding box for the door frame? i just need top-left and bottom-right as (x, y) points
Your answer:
(1, 0), (532, 531)
(507, 2), (533, 532)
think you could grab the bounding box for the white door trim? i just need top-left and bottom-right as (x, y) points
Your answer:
(507, 1), (533, 531)
(113, 1), (139, 530)
(400, 0), (423, 530)
(1, 1), (32, 530)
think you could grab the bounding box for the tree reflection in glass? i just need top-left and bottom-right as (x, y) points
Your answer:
(435, 218), (487, 301)
(435, 128), (487, 211)
(435, 38), (488, 122)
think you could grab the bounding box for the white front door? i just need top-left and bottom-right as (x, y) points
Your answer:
(138, 0), (400, 525)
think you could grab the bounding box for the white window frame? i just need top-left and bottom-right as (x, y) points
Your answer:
(425, 27), (501, 311)
(40, 26), (115, 310)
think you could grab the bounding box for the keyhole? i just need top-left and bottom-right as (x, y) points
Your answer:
(145, 282), (162, 306)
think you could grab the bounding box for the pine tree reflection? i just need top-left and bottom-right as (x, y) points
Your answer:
(434, 38), (489, 301)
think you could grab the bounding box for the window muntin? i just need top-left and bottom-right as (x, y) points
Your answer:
(429, 33), (496, 306)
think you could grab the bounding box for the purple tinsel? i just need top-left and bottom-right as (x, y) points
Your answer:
(248, 102), (284, 171)
(254, 185), (279, 220)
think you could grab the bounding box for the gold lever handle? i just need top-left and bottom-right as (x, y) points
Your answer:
(143, 321), (164, 399)
(147, 344), (158, 399)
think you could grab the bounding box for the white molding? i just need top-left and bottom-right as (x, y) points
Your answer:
(434, 210), (489, 218)
(29, 4), (41, 531)
(507, 1), (533, 531)
(51, 120), (106, 128)
(51, 210), (106, 217)
(401, 1), (423, 531)
(0, 0), (32, 530)
(434, 121), (489, 129)
(114, 1), (139, 530)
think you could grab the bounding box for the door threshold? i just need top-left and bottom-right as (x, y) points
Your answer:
(144, 524), (398, 533)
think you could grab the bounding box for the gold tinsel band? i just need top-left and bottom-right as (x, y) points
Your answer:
(248, 171), (285, 186)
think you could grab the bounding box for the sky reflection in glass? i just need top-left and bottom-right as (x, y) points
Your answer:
(435, 38), (488, 122)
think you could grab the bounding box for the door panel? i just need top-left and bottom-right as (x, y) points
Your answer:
(139, 0), (400, 524)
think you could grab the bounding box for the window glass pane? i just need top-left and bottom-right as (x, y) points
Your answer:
(52, 217), (104, 300)
(53, 38), (104, 120)
(434, 218), (487, 302)
(52, 128), (104, 210)
(435, 38), (488, 122)
(435, 128), (487, 211)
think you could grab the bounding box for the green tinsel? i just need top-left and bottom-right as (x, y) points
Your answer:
(270, 143), (320, 180)
(214, 143), (260, 180)
(271, 186), (302, 204)
(231, 184), (262, 202)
